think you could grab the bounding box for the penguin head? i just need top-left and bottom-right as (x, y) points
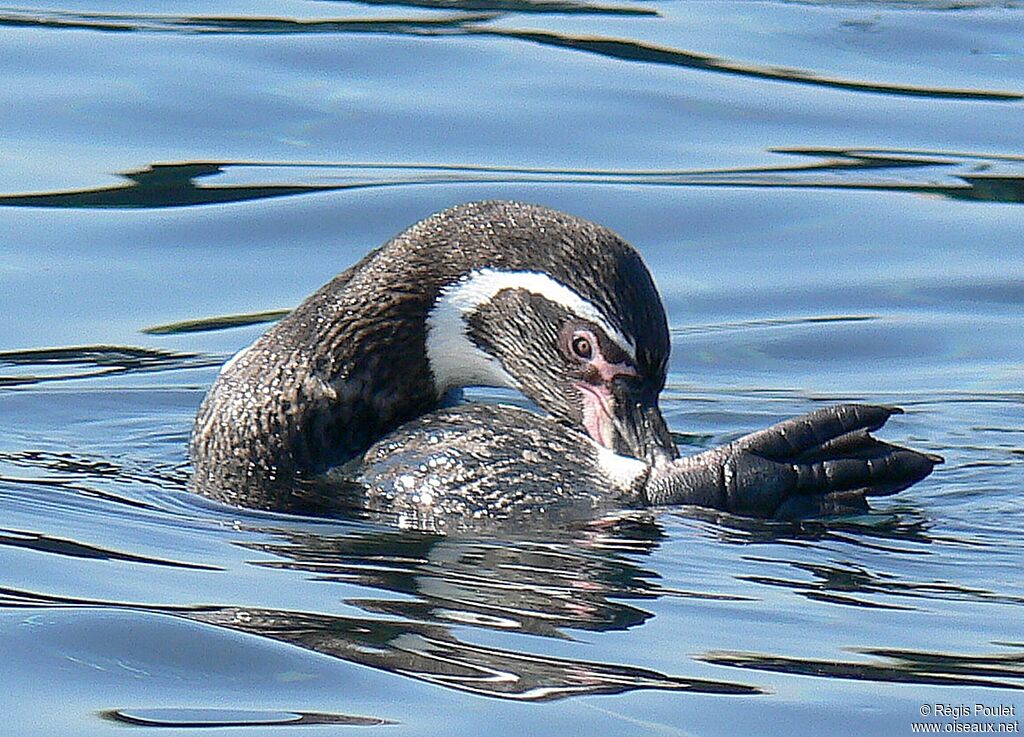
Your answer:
(422, 202), (677, 466)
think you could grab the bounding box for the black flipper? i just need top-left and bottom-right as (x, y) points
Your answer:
(643, 404), (941, 518)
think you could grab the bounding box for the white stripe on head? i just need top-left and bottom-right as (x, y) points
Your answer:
(425, 268), (635, 394)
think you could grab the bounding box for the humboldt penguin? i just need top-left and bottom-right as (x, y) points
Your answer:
(190, 201), (939, 527)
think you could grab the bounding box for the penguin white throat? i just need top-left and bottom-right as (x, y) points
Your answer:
(424, 267), (644, 455)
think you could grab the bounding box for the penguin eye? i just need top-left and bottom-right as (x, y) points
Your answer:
(571, 334), (593, 360)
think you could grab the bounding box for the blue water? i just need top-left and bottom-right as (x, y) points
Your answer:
(2, 1), (1023, 735)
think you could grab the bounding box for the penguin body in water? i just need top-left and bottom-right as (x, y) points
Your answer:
(190, 201), (938, 526)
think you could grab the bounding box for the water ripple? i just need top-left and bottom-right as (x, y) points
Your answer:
(194, 606), (763, 700)
(0, 9), (1016, 100)
(470, 27), (1023, 100)
(3, 149), (1023, 211)
(0, 345), (222, 387)
(103, 708), (393, 728)
(0, 582), (762, 700)
(143, 310), (291, 336)
(0, 528), (219, 570)
(700, 646), (1024, 691)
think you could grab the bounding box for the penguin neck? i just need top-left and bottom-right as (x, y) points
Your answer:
(280, 270), (445, 468)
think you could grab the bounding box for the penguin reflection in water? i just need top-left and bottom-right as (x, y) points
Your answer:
(191, 201), (940, 530)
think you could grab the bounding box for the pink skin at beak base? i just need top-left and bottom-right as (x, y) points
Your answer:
(575, 357), (636, 450)
(577, 382), (615, 448)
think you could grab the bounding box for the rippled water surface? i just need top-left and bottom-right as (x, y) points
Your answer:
(2, 1), (1023, 735)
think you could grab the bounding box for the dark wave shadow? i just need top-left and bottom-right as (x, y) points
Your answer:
(657, 503), (1024, 613)
(321, 0), (657, 15)
(0, 449), (189, 496)
(700, 645), (1024, 691)
(143, 310), (292, 335)
(0, 528), (218, 570)
(470, 27), (1022, 100)
(103, 709), (392, 728)
(0, 9), (495, 35)
(3, 149), (1024, 211)
(0, 163), (352, 209)
(737, 557), (1024, 609)
(0, 9), (1016, 100)
(0, 345), (223, 387)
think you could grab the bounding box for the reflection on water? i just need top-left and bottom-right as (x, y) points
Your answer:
(323, 0), (659, 15)
(0, 9), (495, 35)
(243, 521), (671, 635)
(0, 345), (221, 387)
(104, 709), (393, 728)
(0, 355), (1020, 723)
(2, 0), (1022, 730)
(702, 646), (1024, 691)
(2, 481), (1021, 702)
(3, 400), (1021, 702)
(142, 310), (292, 336)
(740, 556), (1024, 608)
(0, 512), (762, 700)
(194, 607), (760, 700)
(0, 528), (217, 570)
(4, 149), (1024, 211)
(0, 8), (1017, 101)
(0, 163), (349, 209)
(0, 449), (188, 498)
(217, 520), (764, 699)
(471, 27), (1022, 100)
(10, 410), (1005, 702)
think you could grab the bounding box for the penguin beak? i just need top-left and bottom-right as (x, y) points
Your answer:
(576, 378), (677, 467)
(609, 379), (677, 467)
